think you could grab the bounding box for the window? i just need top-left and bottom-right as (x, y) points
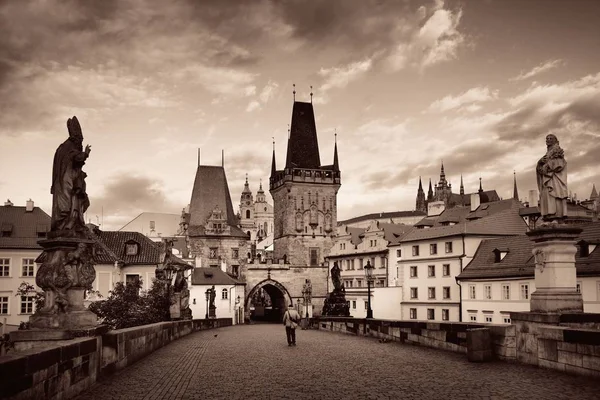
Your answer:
(125, 243), (138, 256)
(485, 315), (493, 323)
(469, 314), (477, 322)
(232, 248), (239, 259)
(309, 248), (319, 266)
(22, 259), (35, 277)
(428, 287), (436, 299)
(396, 249), (401, 258)
(0, 258), (10, 277)
(209, 248), (218, 259)
(125, 274), (140, 294)
(364, 301), (368, 310)
(357, 280), (362, 288)
(503, 316), (511, 324)
(232, 265), (239, 277)
(442, 309), (449, 321)
(445, 241), (453, 253)
(410, 266), (418, 278)
(430, 243), (437, 255)
(410, 308), (417, 319)
(378, 279), (385, 287)
(427, 308), (435, 320)
(520, 284), (529, 300)
(351, 259), (355, 270)
(344, 280), (353, 288)
(222, 289), (228, 300)
(380, 257), (386, 269)
(443, 264), (450, 276)
(352, 300), (356, 309)
(502, 284), (510, 300)
(443, 286), (451, 299)
(469, 285), (476, 300)
(358, 258), (364, 269)
(410, 287), (418, 299)
(428, 265), (435, 277)
(412, 245), (420, 256)
(0, 296), (8, 314)
(246, 210), (250, 219)
(577, 282), (581, 294)
(484, 285), (492, 300)
(20, 296), (34, 314)
(371, 257), (376, 268)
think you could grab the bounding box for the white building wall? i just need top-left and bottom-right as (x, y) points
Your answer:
(189, 283), (244, 324)
(0, 249), (42, 330)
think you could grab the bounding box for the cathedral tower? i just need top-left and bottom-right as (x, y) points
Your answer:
(416, 176), (426, 213)
(269, 101), (341, 266)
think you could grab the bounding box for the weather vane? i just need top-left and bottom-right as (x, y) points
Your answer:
(293, 83), (296, 101)
(310, 85), (313, 103)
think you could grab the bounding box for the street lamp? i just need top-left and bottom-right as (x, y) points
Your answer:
(364, 260), (374, 319)
(205, 289), (210, 319)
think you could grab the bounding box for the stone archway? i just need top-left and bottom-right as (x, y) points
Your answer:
(245, 279), (292, 323)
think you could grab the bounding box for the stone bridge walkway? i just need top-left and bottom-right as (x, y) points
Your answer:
(76, 324), (600, 400)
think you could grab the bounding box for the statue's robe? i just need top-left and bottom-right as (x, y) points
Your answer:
(536, 146), (568, 220)
(51, 138), (89, 231)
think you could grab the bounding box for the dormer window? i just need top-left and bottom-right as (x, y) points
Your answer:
(125, 242), (139, 256)
(493, 248), (509, 263)
(1, 223), (13, 237)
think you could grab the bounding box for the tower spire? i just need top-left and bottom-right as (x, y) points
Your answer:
(513, 171), (519, 200)
(479, 177), (483, 193)
(333, 129), (339, 171)
(418, 176), (423, 191)
(590, 183), (598, 200)
(427, 178), (434, 201)
(460, 174), (464, 196)
(293, 83), (296, 102)
(416, 176), (426, 213)
(271, 137), (276, 177)
(310, 85), (313, 104)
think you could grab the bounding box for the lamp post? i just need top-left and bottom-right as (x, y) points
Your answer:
(205, 289), (210, 319)
(235, 295), (240, 324)
(364, 260), (374, 319)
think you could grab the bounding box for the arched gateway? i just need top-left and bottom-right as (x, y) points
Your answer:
(245, 279), (292, 323)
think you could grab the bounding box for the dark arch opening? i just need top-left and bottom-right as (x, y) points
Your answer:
(246, 280), (291, 323)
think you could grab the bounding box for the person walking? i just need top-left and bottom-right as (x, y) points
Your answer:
(283, 303), (301, 346)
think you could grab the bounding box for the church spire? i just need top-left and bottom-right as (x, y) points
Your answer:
(440, 161), (445, 178)
(479, 177), (483, 194)
(242, 173), (251, 194)
(513, 171), (519, 200)
(590, 184), (598, 200)
(418, 176), (424, 192)
(460, 175), (464, 196)
(285, 101), (321, 169)
(416, 176), (426, 213)
(333, 131), (339, 172)
(427, 178), (434, 201)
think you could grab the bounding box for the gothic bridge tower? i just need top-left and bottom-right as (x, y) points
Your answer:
(269, 100), (341, 267)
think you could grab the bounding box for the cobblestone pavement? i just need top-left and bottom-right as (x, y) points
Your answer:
(77, 324), (600, 400)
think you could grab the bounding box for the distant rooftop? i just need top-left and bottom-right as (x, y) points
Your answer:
(338, 210), (426, 226)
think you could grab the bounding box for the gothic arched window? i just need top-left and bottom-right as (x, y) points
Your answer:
(246, 210), (250, 219)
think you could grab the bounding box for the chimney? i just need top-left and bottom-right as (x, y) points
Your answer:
(26, 199), (34, 212)
(4, 199), (13, 206)
(470, 193), (481, 211)
(221, 260), (227, 273)
(427, 201), (445, 217)
(195, 256), (202, 268)
(528, 190), (539, 207)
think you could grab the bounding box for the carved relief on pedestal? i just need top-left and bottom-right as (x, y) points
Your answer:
(533, 248), (546, 273)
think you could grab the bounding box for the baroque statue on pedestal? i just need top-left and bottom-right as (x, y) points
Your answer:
(536, 134), (568, 222)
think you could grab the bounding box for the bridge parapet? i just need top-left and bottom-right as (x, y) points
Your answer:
(0, 318), (232, 400)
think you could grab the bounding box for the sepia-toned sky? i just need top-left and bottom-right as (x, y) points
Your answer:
(1, 0), (599, 229)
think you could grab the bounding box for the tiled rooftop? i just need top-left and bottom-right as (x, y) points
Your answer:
(0, 205), (50, 249)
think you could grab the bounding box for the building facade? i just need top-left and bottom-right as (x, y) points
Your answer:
(457, 223), (600, 323)
(389, 198), (527, 322)
(189, 267), (245, 324)
(0, 200), (49, 331)
(238, 177), (274, 249)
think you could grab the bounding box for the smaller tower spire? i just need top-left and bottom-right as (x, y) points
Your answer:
(333, 129), (339, 171)
(418, 176), (423, 191)
(310, 85), (313, 103)
(427, 178), (434, 201)
(293, 83), (296, 102)
(259, 179), (263, 192)
(590, 184), (598, 200)
(460, 174), (464, 196)
(222, 149), (224, 167)
(479, 177), (483, 193)
(440, 161), (445, 178)
(513, 171), (519, 200)
(271, 137), (277, 177)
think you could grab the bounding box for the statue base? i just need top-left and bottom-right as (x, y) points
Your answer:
(527, 224), (583, 314)
(29, 309), (98, 330)
(209, 306), (216, 319)
(322, 290), (350, 317)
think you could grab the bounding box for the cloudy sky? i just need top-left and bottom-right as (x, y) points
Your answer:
(1, 0), (599, 229)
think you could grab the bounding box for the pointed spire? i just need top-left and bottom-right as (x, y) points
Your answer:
(427, 178), (434, 201)
(271, 137), (276, 177)
(590, 184), (598, 200)
(333, 129), (339, 171)
(479, 177), (483, 193)
(293, 83), (296, 102)
(242, 173), (251, 194)
(418, 176), (423, 191)
(440, 161), (445, 177)
(258, 179), (264, 192)
(513, 171), (519, 200)
(310, 85), (313, 104)
(460, 174), (464, 196)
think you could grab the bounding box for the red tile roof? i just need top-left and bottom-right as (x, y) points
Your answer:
(191, 267), (244, 286)
(0, 205), (50, 249)
(92, 230), (161, 265)
(457, 222), (600, 280)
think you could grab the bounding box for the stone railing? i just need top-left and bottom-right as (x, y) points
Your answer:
(0, 318), (232, 400)
(312, 317), (513, 362)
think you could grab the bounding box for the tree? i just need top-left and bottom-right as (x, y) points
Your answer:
(88, 279), (171, 329)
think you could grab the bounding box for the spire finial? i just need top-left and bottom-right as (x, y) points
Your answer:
(310, 85), (313, 103)
(272, 137), (275, 151)
(334, 128), (337, 143)
(479, 177), (483, 193)
(245, 173), (248, 183)
(293, 83), (296, 101)
(287, 124), (291, 139)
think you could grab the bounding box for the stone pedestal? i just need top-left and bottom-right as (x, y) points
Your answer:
(526, 225), (583, 313)
(322, 289), (350, 317)
(209, 306), (216, 318)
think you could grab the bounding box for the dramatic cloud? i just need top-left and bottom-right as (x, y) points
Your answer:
(427, 86), (498, 112)
(510, 59), (563, 81)
(246, 80), (280, 112)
